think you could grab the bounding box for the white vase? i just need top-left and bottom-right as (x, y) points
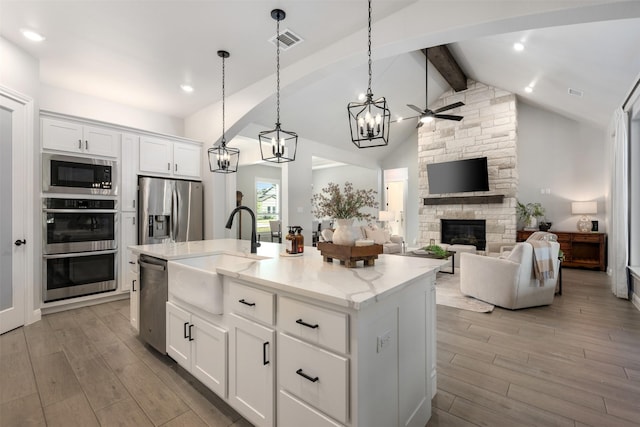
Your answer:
(332, 218), (356, 246)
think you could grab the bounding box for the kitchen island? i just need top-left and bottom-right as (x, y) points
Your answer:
(129, 239), (442, 427)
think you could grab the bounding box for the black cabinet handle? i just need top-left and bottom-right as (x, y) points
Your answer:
(14, 239), (26, 246)
(239, 299), (256, 307)
(132, 279), (136, 292)
(296, 369), (319, 383)
(183, 322), (189, 339)
(296, 319), (319, 329)
(188, 324), (194, 341)
(78, 139), (82, 149)
(263, 342), (270, 365)
(85, 140), (88, 150)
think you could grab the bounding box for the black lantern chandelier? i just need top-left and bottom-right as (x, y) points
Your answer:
(258, 9), (298, 163)
(347, 0), (391, 148)
(208, 50), (240, 174)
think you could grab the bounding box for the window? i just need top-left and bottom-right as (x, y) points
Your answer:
(256, 179), (279, 233)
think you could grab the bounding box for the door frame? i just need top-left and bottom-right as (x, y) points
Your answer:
(0, 85), (39, 328)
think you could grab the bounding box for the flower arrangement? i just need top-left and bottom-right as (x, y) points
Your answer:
(311, 182), (378, 221)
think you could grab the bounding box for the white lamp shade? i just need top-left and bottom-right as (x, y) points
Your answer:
(571, 201), (597, 215)
(379, 210), (394, 221)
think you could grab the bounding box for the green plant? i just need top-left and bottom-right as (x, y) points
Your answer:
(421, 244), (448, 258)
(311, 182), (378, 221)
(516, 201), (545, 223)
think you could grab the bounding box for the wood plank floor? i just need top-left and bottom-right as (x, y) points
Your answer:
(428, 268), (640, 427)
(1, 268), (639, 426)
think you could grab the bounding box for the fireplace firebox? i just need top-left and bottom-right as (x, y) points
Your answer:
(441, 219), (486, 251)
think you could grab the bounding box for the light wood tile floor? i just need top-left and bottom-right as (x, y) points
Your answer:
(1, 269), (639, 426)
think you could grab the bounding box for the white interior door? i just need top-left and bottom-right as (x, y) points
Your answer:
(384, 168), (408, 239)
(0, 92), (27, 334)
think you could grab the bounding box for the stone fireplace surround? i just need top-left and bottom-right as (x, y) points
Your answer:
(418, 80), (518, 248)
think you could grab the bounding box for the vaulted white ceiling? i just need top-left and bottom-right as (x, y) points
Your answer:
(2, 1), (640, 164)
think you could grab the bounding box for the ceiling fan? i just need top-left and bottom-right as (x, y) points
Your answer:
(404, 52), (465, 127)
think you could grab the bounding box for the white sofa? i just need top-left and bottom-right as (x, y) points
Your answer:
(459, 241), (560, 309)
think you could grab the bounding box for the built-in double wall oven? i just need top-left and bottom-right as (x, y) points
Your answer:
(42, 154), (119, 302)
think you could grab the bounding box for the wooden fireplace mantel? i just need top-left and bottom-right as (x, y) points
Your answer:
(423, 195), (505, 205)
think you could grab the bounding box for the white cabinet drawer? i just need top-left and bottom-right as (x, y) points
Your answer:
(278, 333), (349, 424)
(279, 297), (349, 354)
(228, 282), (275, 325)
(278, 389), (344, 427)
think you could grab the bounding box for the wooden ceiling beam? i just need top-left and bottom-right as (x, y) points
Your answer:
(424, 46), (467, 92)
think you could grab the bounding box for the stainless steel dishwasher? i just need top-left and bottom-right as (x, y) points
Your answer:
(138, 254), (168, 353)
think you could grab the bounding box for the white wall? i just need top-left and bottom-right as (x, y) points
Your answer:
(312, 164), (380, 226)
(517, 101), (607, 232)
(40, 84), (184, 137)
(381, 134), (419, 245)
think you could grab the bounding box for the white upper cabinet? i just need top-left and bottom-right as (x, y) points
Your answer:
(121, 133), (139, 212)
(173, 141), (201, 178)
(42, 117), (119, 158)
(139, 136), (201, 179)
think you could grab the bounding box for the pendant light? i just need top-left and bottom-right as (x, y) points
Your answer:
(258, 9), (298, 163)
(208, 50), (240, 173)
(347, 0), (391, 148)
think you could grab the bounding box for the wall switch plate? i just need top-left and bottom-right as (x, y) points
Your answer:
(377, 330), (392, 353)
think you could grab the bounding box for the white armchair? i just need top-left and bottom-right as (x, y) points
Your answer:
(459, 241), (560, 309)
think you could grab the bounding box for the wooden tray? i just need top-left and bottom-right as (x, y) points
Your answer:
(317, 242), (383, 268)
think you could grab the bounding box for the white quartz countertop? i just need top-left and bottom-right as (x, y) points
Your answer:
(129, 239), (445, 309)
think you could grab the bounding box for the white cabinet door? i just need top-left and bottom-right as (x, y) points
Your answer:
(42, 117), (83, 153)
(166, 302), (191, 367)
(120, 212), (137, 291)
(139, 136), (172, 175)
(42, 118), (119, 157)
(83, 125), (119, 157)
(191, 315), (227, 398)
(173, 141), (201, 179)
(120, 133), (139, 211)
(229, 313), (275, 427)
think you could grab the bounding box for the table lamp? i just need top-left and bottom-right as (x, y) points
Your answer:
(571, 201), (597, 232)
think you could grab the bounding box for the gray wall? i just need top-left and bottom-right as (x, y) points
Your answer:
(517, 101), (607, 232)
(380, 134), (419, 246)
(312, 164), (380, 225)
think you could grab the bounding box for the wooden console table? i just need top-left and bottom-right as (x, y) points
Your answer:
(517, 230), (607, 271)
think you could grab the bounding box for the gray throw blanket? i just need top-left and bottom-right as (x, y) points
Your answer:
(529, 240), (555, 284)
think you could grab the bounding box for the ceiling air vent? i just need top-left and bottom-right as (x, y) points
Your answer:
(268, 29), (303, 51)
(568, 88), (584, 97)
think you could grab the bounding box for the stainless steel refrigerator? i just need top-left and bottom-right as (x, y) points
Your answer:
(137, 176), (203, 353)
(138, 176), (204, 245)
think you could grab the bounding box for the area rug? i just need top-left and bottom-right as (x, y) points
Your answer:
(435, 271), (494, 313)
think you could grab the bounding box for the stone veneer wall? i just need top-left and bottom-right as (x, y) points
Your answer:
(418, 80), (518, 248)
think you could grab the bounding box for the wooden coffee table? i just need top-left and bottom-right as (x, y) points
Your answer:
(400, 250), (456, 274)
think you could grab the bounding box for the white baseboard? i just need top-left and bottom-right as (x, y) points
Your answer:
(633, 292), (640, 312)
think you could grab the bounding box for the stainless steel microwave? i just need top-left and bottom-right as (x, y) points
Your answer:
(43, 153), (118, 196)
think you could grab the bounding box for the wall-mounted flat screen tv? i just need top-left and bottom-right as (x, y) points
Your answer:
(427, 157), (490, 194)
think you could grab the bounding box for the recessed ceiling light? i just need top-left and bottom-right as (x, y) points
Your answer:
(513, 42), (524, 52)
(21, 29), (45, 42)
(524, 86), (533, 93)
(180, 84), (194, 93)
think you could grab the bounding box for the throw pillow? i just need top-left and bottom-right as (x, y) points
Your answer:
(365, 228), (387, 245)
(321, 228), (334, 242)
